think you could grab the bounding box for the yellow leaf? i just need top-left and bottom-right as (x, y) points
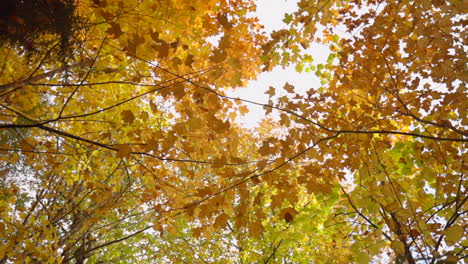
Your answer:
(219, 35), (231, 49)
(0, 244), (6, 259)
(356, 251), (370, 264)
(239, 105), (249, 115)
(144, 139), (159, 152)
(444, 225), (464, 244)
(391, 240), (405, 255)
(210, 49), (227, 63)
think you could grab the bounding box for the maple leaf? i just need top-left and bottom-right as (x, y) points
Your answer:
(154, 40), (170, 59)
(217, 14), (233, 29)
(239, 105), (249, 115)
(121, 110), (135, 124)
(248, 221), (264, 239)
(171, 82), (185, 99)
(107, 22), (123, 38)
(214, 213), (229, 228)
(116, 144), (132, 158)
(444, 225), (464, 244)
(283, 82), (294, 93)
(210, 49), (227, 63)
(185, 54), (195, 67)
(280, 207), (298, 223)
(265, 86), (275, 97)
(149, 100), (158, 113)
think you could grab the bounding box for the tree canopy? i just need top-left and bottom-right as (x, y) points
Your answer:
(0, 0), (466, 263)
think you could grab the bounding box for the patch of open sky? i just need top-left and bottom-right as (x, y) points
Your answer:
(227, 0), (330, 128)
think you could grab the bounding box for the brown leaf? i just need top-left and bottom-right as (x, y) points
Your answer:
(217, 14), (233, 29)
(210, 49), (227, 63)
(121, 110), (135, 124)
(265, 86), (276, 97)
(107, 22), (123, 38)
(185, 54), (195, 67)
(283, 82), (295, 93)
(280, 207), (298, 223)
(116, 144), (132, 158)
(214, 213), (229, 228)
(248, 221), (264, 238)
(153, 40), (170, 59)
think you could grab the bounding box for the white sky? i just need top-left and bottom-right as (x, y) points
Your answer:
(227, 0), (330, 128)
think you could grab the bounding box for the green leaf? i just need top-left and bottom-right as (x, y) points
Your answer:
(283, 13), (293, 24)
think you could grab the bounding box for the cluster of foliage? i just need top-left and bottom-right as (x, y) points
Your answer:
(0, 0), (78, 57)
(0, 0), (466, 263)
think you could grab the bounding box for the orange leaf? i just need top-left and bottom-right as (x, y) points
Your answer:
(116, 144), (132, 158)
(248, 221), (264, 238)
(214, 213), (229, 228)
